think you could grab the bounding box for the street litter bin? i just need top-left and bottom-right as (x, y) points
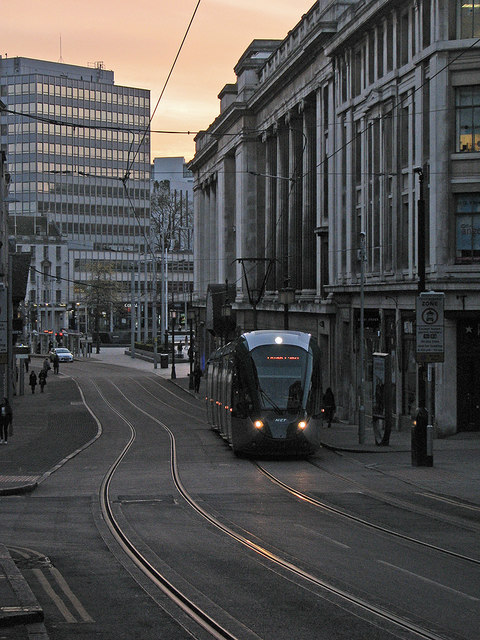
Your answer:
(160, 353), (169, 368)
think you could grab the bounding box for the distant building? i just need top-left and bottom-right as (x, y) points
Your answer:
(152, 156), (193, 195)
(0, 57), (151, 335)
(9, 215), (69, 343)
(189, 0), (480, 435)
(151, 157), (194, 333)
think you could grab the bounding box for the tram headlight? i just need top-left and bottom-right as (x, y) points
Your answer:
(298, 420), (307, 430)
(254, 419), (264, 430)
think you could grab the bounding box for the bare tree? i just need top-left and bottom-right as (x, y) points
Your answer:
(76, 262), (122, 353)
(150, 180), (193, 252)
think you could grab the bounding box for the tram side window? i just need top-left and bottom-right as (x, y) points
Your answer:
(307, 360), (323, 417)
(231, 371), (253, 418)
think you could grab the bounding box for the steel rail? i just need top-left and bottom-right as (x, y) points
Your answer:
(107, 380), (452, 640)
(91, 380), (243, 640)
(255, 462), (480, 566)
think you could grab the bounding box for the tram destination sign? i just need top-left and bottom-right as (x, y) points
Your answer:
(416, 292), (444, 363)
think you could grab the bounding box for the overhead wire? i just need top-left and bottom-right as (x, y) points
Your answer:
(123, 0), (202, 182)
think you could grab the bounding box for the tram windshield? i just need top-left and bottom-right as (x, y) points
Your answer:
(250, 345), (308, 413)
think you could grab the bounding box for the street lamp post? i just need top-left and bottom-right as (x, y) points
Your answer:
(170, 308), (176, 379)
(278, 285), (295, 330)
(187, 306), (195, 389)
(412, 166), (433, 467)
(358, 231), (366, 444)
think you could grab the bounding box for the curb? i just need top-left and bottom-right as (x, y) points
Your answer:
(0, 481), (38, 497)
(0, 544), (44, 628)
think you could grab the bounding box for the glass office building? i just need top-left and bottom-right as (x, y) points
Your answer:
(0, 57), (151, 333)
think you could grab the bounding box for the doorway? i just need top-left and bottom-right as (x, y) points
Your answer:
(457, 319), (480, 432)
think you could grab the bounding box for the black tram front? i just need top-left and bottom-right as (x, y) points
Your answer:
(206, 330), (323, 455)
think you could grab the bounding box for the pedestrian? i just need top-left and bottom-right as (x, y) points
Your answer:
(42, 357), (51, 376)
(322, 387), (336, 428)
(0, 398), (12, 445)
(193, 363), (203, 393)
(39, 369), (47, 393)
(29, 370), (37, 394)
(53, 353), (60, 374)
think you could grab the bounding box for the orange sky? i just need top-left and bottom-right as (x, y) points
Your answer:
(3, 0), (316, 162)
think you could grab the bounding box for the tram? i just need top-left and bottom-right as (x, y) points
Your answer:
(205, 330), (323, 456)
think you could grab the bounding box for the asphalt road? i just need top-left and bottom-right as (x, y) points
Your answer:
(0, 354), (478, 640)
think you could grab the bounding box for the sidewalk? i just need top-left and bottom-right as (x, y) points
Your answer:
(1, 348), (480, 635)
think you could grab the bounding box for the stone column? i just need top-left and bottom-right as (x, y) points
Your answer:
(264, 131), (277, 292)
(287, 112), (303, 290)
(302, 100), (316, 295)
(276, 123), (289, 287)
(235, 138), (259, 303)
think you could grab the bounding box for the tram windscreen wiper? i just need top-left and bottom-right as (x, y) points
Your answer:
(258, 386), (283, 415)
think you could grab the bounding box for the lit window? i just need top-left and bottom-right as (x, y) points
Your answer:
(458, 1), (480, 38)
(456, 194), (480, 263)
(456, 86), (480, 152)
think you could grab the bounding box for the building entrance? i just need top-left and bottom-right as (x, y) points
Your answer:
(457, 319), (480, 432)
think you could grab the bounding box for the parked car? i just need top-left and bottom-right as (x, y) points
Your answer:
(49, 347), (74, 363)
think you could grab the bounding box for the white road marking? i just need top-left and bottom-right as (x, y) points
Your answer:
(49, 566), (94, 623)
(295, 524), (351, 549)
(33, 568), (77, 623)
(378, 560), (479, 602)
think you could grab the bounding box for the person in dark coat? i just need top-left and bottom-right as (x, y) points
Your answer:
(42, 358), (51, 376)
(39, 369), (47, 393)
(53, 353), (60, 374)
(29, 370), (37, 394)
(322, 387), (336, 428)
(0, 398), (12, 444)
(193, 363), (203, 393)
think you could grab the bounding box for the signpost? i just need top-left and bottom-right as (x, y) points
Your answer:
(414, 291), (444, 466)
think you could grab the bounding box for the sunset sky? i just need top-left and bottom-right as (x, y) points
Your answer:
(3, 0), (316, 162)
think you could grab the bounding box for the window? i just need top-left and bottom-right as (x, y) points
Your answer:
(458, 0), (480, 38)
(456, 194), (480, 263)
(456, 86), (480, 152)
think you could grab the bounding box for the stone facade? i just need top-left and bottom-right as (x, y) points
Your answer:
(189, 0), (480, 435)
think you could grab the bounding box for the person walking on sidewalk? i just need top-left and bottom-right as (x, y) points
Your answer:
(29, 370), (37, 394)
(38, 369), (47, 393)
(193, 363), (203, 393)
(53, 353), (60, 374)
(42, 358), (51, 376)
(0, 398), (12, 444)
(322, 387), (336, 428)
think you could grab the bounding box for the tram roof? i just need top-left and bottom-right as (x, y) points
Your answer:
(242, 330), (312, 351)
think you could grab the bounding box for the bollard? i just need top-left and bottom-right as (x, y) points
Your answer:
(411, 407), (433, 467)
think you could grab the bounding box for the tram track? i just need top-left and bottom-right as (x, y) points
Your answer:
(84, 376), (465, 640)
(141, 376), (480, 537)
(254, 462), (480, 566)
(91, 378), (245, 640)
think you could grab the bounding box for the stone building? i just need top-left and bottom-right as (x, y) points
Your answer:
(189, 0), (480, 435)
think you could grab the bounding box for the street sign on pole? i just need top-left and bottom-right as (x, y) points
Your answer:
(416, 292), (444, 363)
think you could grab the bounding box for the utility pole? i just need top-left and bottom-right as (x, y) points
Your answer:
(358, 231), (366, 444)
(130, 265), (135, 359)
(152, 255), (158, 369)
(412, 166), (433, 466)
